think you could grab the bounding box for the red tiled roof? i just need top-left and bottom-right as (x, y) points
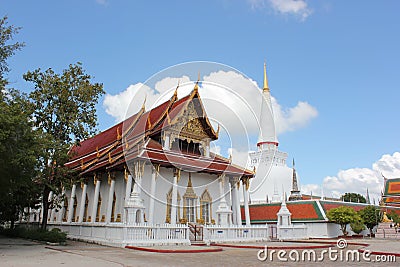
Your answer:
(65, 89), (252, 178)
(243, 201), (325, 223)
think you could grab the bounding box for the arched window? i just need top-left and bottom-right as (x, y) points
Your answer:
(183, 174), (197, 223)
(62, 196), (68, 222)
(200, 189), (212, 224)
(166, 187), (181, 223)
(84, 194), (89, 222)
(111, 192), (116, 222)
(96, 193), (102, 222)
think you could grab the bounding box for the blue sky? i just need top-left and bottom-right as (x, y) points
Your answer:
(2, 0), (400, 199)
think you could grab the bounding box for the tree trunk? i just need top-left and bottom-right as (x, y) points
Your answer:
(41, 186), (50, 230)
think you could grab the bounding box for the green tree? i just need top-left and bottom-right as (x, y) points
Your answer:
(0, 89), (42, 228)
(23, 62), (104, 229)
(350, 220), (365, 235)
(326, 206), (359, 236)
(387, 211), (400, 224)
(341, 192), (366, 203)
(0, 16), (38, 228)
(0, 16), (24, 88)
(358, 205), (381, 236)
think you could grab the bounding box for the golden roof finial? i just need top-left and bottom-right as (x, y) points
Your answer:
(263, 62), (269, 92)
(173, 81), (179, 99)
(166, 109), (171, 124)
(141, 95), (147, 111)
(216, 124), (220, 137)
(193, 71), (200, 91)
(147, 116), (152, 129)
(116, 127), (122, 140)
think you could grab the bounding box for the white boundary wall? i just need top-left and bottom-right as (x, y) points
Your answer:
(204, 225), (269, 243)
(48, 222), (190, 247)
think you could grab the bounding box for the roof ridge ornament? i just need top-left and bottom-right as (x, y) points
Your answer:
(141, 95), (147, 111)
(173, 80), (179, 99)
(193, 71), (200, 92)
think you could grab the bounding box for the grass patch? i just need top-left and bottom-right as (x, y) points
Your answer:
(0, 226), (67, 243)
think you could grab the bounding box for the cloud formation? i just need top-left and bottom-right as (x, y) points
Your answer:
(248, 0), (312, 20)
(302, 152), (400, 203)
(103, 71), (318, 141)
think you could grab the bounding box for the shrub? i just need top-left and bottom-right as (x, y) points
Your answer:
(0, 226), (67, 243)
(350, 220), (365, 235)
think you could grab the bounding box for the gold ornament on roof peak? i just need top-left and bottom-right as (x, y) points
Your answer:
(263, 62), (269, 92)
(193, 71), (200, 91)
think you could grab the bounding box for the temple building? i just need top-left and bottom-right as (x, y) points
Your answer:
(34, 79), (267, 247)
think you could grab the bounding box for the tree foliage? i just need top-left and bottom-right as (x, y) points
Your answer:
(0, 16), (39, 228)
(0, 89), (42, 227)
(341, 192), (366, 203)
(23, 63), (104, 229)
(0, 16), (24, 88)
(358, 205), (381, 236)
(326, 206), (360, 236)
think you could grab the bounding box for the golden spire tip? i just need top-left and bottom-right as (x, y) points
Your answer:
(263, 61), (269, 91)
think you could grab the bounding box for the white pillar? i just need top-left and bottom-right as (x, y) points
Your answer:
(170, 170), (179, 224)
(91, 179), (101, 223)
(230, 181), (238, 225)
(125, 174), (133, 205)
(78, 183), (87, 223)
(47, 191), (54, 222)
(67, 184), (76, 223)
(57, 188), (65, 222)
(242, 179), (251, 226)
(235, 183), (242, 225)
(148, 165), (159, 224)
(106, 177), (115, 223)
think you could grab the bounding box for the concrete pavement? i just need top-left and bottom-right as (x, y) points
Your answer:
(1, 235), (399, 266)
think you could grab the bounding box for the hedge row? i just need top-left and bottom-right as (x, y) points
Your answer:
(0, 226), (67, 243)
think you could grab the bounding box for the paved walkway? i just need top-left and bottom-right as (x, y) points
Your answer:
(1, 236), (399, 266)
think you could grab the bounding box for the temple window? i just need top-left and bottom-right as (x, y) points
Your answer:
(62, 196), (68, 222)
(200, 189), (212, 224)
(96, 193), (102, 222)
(84, 194), (89, 222)
(111, 192), (116, 222)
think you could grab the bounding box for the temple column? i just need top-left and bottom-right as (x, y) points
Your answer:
(216, 174), (233, 226)
(91, 177), (101, 223)
(242, 178), (251, 226)
(170, 169), (180, 224)
(47, 191), (53, 222)
(78, 182), (87, 223)
(230, 177), (241, 225)
(67, 184), (76, 223)
(148, 165), (159, 224)
(235, 181), (242, 225)
(57, 188), (65, 222)
(106, 173), (115, 223)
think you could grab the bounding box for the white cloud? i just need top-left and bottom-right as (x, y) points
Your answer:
(103, 71), (317, 142)
(272, 97), (318, 135)
(319, 152), (400, 203)
(248, 0), (312, 20)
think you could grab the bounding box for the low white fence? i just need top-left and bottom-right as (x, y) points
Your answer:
(47, 222), (190, 247)
(204, 225), (269, 243)
(277, 224), (308, 240)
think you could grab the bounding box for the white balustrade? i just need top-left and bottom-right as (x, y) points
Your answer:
(204, 224), (270, 243)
